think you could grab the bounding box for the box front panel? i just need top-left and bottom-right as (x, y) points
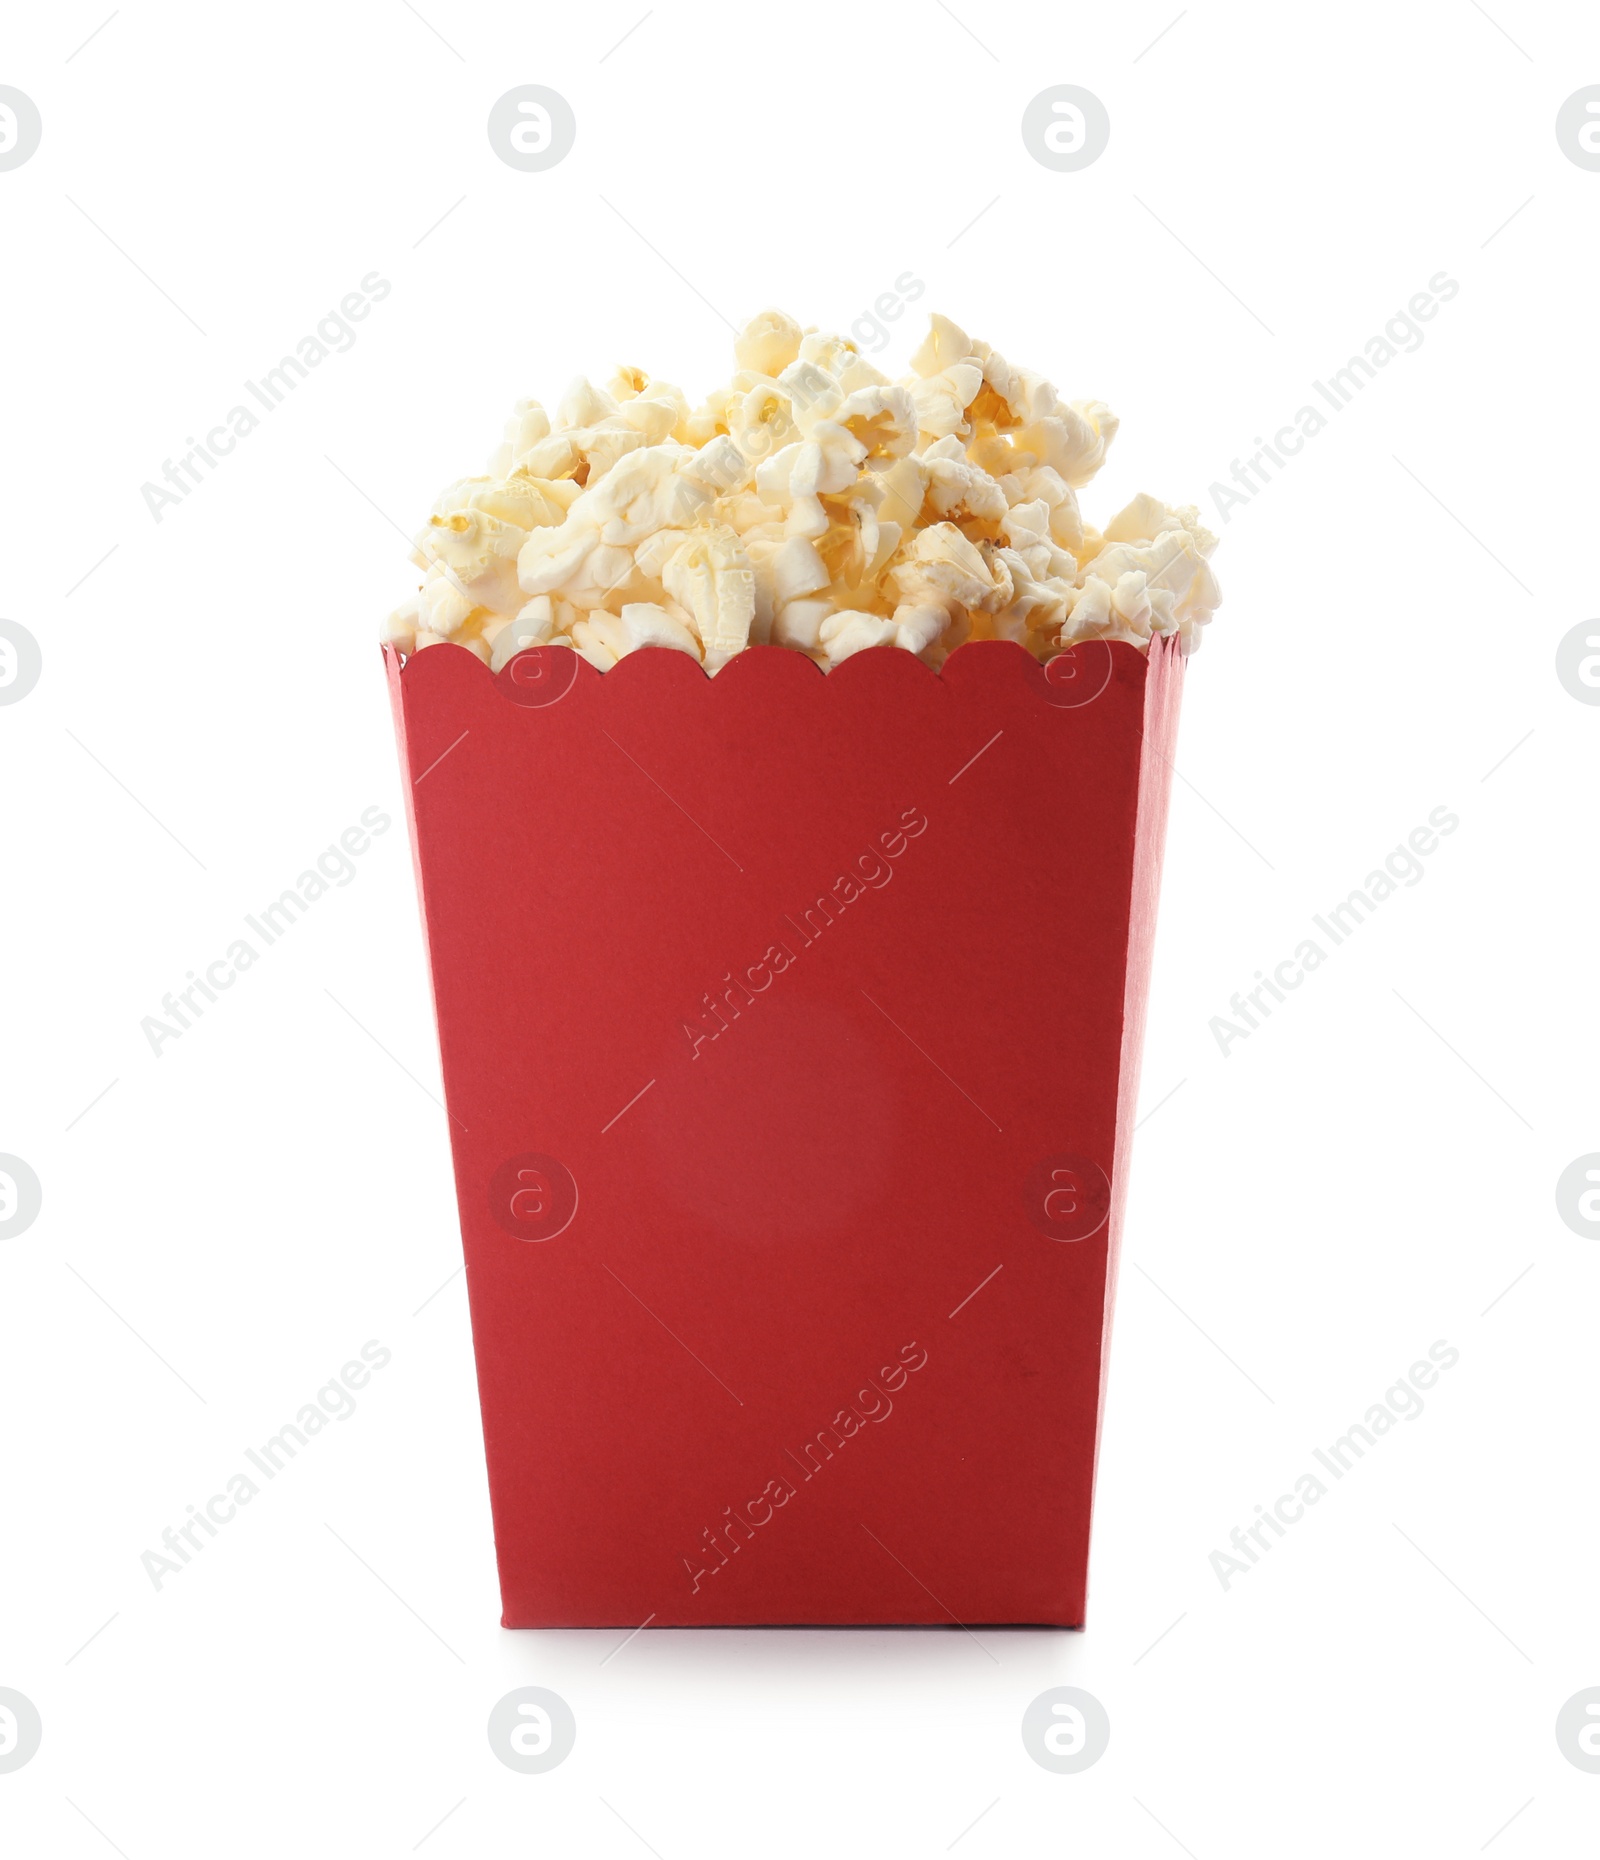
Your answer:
(393, 639), (1159, 1626)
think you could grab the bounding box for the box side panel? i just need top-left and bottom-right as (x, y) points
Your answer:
(1088, 636), (1185, 1598)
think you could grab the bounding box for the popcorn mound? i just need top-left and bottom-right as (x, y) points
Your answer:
(382, 309), (1221, 676)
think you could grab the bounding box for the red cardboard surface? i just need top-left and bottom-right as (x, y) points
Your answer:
(387, 636), (1183, 1627)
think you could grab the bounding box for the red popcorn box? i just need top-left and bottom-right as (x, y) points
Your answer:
(387, 633), (1183, 1628)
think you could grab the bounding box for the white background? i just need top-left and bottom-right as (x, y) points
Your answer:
(3, 1), (1598, 1853)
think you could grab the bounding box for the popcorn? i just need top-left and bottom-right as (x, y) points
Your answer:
(733, 308), (803, 378)
(617, 601), (702, 659)
(770, 535), (830, 607)
(662, 525), (756, 671)
(383, 311), (1221, 672)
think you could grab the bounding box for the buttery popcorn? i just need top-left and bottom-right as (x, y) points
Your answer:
(382, 311), (1221, 675)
